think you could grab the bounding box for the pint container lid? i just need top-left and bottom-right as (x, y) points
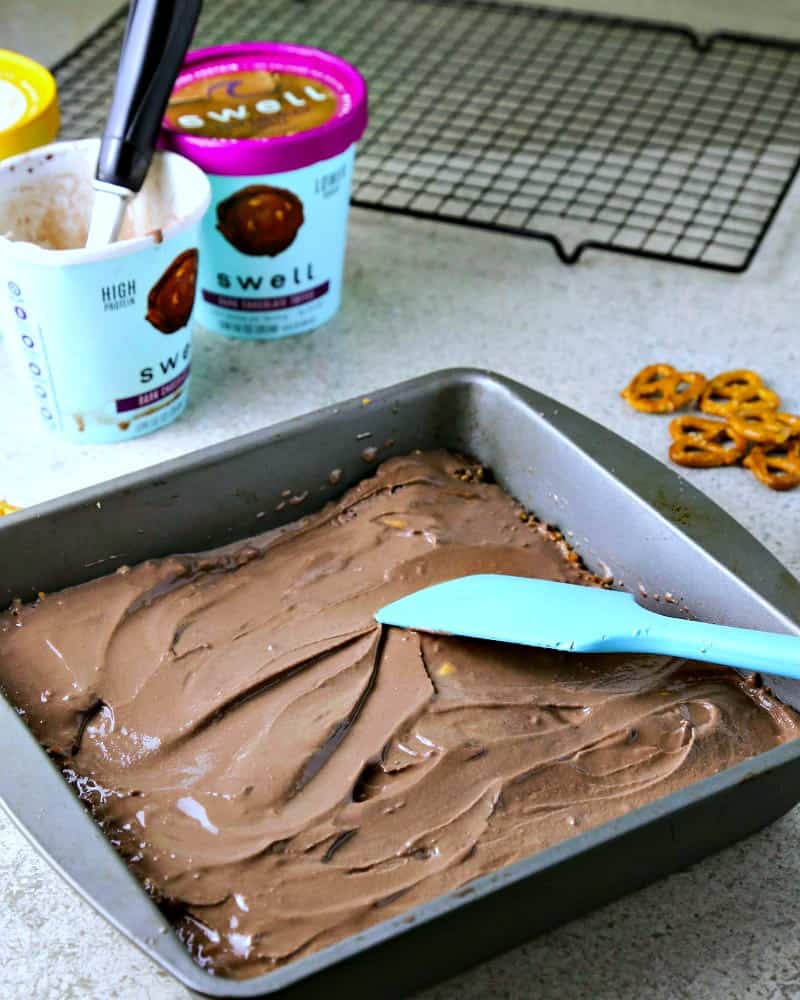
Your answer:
(0, 50), (60, 161)
(160, 42), (368, 176)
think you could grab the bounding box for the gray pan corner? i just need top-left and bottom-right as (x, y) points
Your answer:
(1, 367), (800, 999)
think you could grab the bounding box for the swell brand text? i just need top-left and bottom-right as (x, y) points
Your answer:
(216, 263), (315, 291)
(176, 83), (329, 131)
(140, 341), (191, 383)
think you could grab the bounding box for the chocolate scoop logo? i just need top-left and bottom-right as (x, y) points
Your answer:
(145, 248), (199, 333)
(216, 185), (304, 257)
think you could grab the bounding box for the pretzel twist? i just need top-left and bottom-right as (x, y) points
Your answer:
(699, 369), (780, 418)
(668, 415), (748, 468)
(744, 440), (800, 491)
(621, 364), (706, 413)
(728, 409), (800, 445)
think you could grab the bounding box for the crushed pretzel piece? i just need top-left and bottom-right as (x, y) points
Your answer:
(621, 364), (706, 413)
(668, 415), (748, 468)
(0, 500), (20, 516)
(744, 440), (800, 491)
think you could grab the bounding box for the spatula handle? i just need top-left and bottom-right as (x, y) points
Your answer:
(642, 611), (800, 680)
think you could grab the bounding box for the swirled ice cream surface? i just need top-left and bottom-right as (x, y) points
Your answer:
(1, 450), (797, 978)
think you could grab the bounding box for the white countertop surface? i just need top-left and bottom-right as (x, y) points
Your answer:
(2, 2), (800, 999)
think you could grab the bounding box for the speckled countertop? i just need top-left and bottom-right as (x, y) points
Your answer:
(2, 2), (800, 999)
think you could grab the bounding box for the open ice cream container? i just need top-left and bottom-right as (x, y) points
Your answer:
(0, 138), (211, 444)
(159, 42), (368, 340)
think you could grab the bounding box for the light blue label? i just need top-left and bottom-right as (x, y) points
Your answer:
(195, 146), (354, 340)
(2, 231), (201, 444)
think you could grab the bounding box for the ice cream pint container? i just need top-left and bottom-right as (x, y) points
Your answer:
(0, 138), (211, 444)
(160, 42), (368, 340)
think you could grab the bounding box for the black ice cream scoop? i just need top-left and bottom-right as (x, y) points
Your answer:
(86, 0), (202, 248)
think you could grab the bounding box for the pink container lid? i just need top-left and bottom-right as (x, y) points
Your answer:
(160, 42), (368, 176)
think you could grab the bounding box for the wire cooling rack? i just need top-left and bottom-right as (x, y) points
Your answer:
(53, 0), (800, 272)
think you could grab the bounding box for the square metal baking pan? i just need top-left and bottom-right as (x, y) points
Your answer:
(2, 368), (800, 999)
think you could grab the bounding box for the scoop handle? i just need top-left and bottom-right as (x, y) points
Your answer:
(95, 0), (202, 192)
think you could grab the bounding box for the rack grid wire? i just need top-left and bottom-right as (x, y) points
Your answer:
(52, 0), (800, 272)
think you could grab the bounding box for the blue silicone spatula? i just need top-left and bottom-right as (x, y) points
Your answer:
(376, 575), (800, 680)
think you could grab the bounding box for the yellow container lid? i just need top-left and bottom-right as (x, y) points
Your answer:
(0, 49), (59, 160)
